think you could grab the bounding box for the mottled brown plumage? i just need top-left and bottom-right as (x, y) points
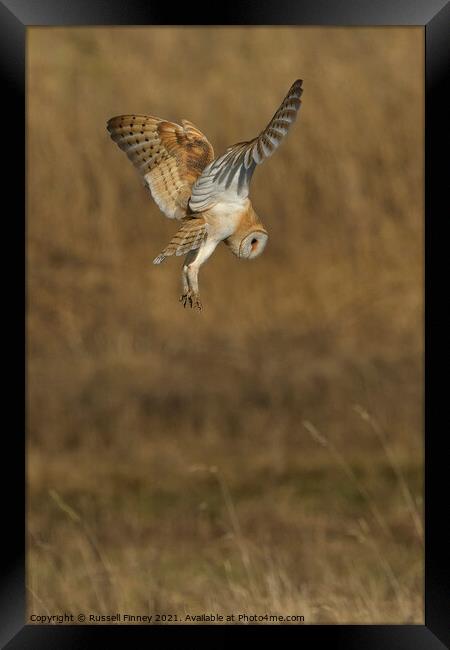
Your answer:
(107, 116), (214, 219)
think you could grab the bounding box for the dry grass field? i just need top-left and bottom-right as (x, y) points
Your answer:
(27, 27), (424, 623)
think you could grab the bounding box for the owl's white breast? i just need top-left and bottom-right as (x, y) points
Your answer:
(204, 198), (249, 243)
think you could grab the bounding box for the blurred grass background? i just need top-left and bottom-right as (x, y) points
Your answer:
(27, 27), (424, 623)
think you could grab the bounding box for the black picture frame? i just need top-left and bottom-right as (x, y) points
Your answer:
(2, 0), (448, 647)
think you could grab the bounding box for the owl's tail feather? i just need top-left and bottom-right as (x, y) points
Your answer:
(153, 218), (207, 265)
(153, 253), (167, 264)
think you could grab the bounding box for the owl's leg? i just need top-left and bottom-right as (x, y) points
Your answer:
(180, 250), (196, 308)
(180, 239), (218, 310)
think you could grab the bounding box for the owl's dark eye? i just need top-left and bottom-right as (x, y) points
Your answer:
(251, 238), (258, 248)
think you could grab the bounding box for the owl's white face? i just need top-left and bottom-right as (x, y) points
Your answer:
(239, 230), (268, 259)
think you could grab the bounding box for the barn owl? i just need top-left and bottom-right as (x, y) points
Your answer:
(107, 79), (303, 309)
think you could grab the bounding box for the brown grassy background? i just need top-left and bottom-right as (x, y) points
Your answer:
(27, 27), (424, 623)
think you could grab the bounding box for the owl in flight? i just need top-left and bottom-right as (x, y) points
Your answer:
(107, 79), (303, 309)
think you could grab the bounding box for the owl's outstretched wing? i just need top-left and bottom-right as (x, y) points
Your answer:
(107, 115), (214, 219)
(189, 80), (303, 213)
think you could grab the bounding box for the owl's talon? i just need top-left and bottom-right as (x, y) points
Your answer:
(180, 291), (202, 310)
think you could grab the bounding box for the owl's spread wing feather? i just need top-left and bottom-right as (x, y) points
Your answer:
(107, 115), (214, 219)
(153, 218), (207, 264)
(189, 79), (303, 212)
